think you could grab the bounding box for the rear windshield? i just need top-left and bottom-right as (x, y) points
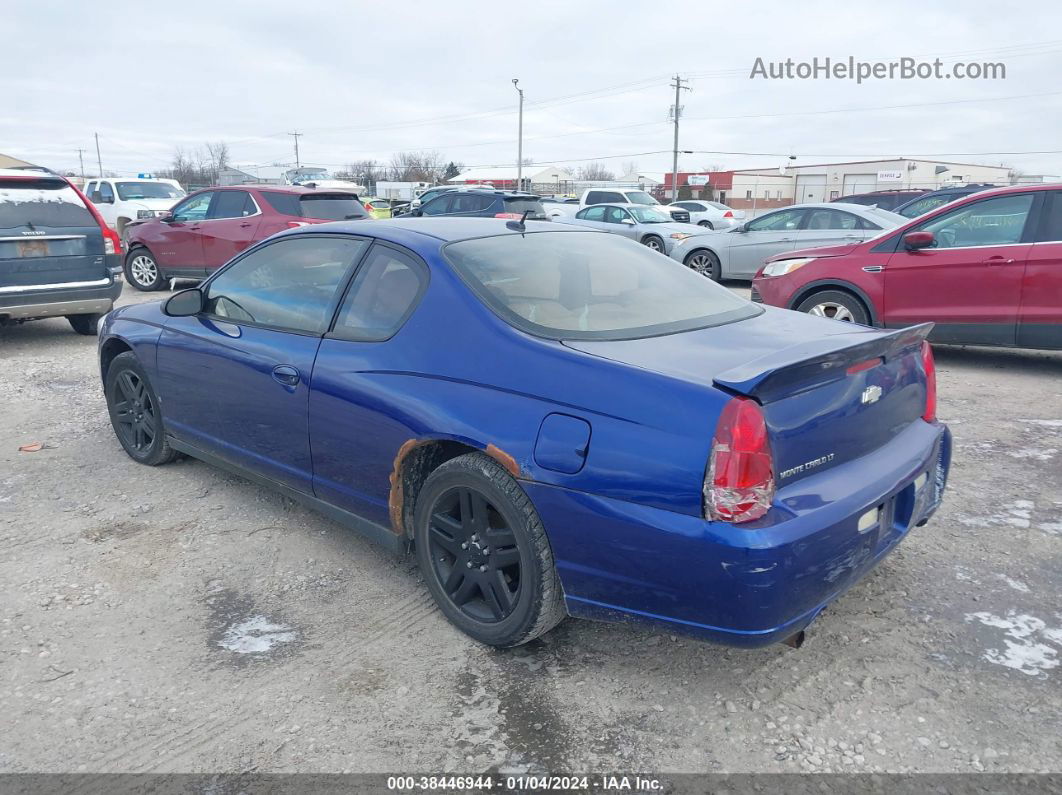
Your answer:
(0, 178), (95, 229)
(444, 231), (760, 340)
(116, 182), (184, 200)
(262, 192), (369, 220)
(502, 197), (546, 216)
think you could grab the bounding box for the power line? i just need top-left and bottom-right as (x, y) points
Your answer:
(288, 131), (302, 167)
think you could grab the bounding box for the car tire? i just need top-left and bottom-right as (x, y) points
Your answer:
(795, 290), (871, 325)
(684, 249), (721, 280)
(414, 452), (566, 647)
(67, 313), (102, 336)
(124, 247), (164, 292)
(104, 351), (178, 466)
(642, 235), (664, 252)
(697, 220), (714, 229)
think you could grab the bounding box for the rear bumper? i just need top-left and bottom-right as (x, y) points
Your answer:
(526, 420), (950, 647)
(0, 277), (122, 320)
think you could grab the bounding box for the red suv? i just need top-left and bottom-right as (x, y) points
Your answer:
(752, 184), (1062, 350)
(123, 185), (370, 291)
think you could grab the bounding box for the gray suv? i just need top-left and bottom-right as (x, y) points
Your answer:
(0, 170), (122, 334)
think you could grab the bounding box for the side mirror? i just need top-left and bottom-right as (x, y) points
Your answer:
(904, 230), (935, 250)
(160, 212), (175, 223)
(410, 208), (423, 217)
(620, 218), (635, 225)
(733, 223), (748, 233)
(164, 288), (204, 317)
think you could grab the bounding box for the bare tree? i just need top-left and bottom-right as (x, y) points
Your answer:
(388, 151), (448, 182)
(159, 141), (230, 188)
(576, 162), (615, 181)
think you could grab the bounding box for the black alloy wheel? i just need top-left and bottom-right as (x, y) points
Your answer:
(105, 352), (178, 466)
(427, 486), (522, 623)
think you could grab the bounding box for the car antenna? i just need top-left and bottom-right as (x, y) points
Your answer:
(506, 209), (533, 232)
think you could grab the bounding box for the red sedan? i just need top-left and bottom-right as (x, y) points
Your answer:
(752, 184), (1062, 350)
(123, 185), (370, 291)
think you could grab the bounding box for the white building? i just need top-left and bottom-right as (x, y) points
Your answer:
(448, 165), (574, 192)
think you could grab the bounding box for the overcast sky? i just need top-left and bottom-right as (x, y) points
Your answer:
(5, 1), (1062, 180)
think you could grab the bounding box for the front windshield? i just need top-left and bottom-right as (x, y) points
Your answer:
(899, 195), (951, 218)
(116, 182), (184, 200)
(629, 206), (670, 223)
(626, 191), (659, 206)
(444, 230), (759, 340)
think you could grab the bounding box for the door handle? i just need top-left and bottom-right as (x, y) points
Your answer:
(983, 256), (1015, 266)
(271, 365), (300, 386)
(239, 221), (253, 228)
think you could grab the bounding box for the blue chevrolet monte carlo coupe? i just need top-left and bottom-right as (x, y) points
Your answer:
(98, 218), (950, 648)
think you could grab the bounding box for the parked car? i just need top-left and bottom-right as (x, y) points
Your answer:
(84, 177), (186, 243)
(1, 169), (122, 335)
(668, 200), (746, 229)
(751, 184), (1062, 350)
(892, 184), (998, 218)
(580, 187), (691, 223)
(99, 218), (950, 648)
(362, 198), (393, 219)
(833, 189), (927, 211)
(405, 184), (495, 212)
(554, 203), (703, 253)
(410, 189), (546, 220)
(541, 196), (581, 221)
(671, 203), (906, 280)
(123, 185), (370, 291)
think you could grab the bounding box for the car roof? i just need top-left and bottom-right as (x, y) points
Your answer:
(280, 217), (591, 248)
(199, 184), (354, 195)
(0, 168), (66, 180)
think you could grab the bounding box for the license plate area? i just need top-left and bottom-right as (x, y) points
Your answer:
(17, 240), (48, 257)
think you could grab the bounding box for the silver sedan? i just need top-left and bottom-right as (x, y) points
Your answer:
(668, 202), (906, 280)
(554, 203), (708, 255)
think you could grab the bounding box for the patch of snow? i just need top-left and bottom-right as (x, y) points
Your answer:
(995, 575), (1030, 593)
(218, 615), (296, 654)
(1007, 448), (1057, 461)
(1020, 419), (1062, 428)
(965, 611), (1061, 676)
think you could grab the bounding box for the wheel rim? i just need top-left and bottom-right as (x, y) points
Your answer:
(129, 255), (157, 286)
(110, 370), (157, 452)
(808, 302), (855, 322)
(687, 252), (716, 277)
(645, 238), (662, 251)
(427, 486), (521, 623)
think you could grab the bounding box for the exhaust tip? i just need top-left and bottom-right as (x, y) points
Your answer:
(782, 630), (805, 649)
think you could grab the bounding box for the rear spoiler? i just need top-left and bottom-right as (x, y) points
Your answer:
(713, 323), (934, 404)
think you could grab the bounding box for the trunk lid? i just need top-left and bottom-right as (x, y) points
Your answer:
(0, 175), (108, 289)
(565, 308), (933, 486)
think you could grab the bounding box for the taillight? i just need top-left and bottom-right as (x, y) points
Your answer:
(364, 202), (373, 211)
(921, 341), (936, 423)
(103, 227), (121, 256)
(494, 212), (522, 219)
(705, 396), (775, 523)
(723, 210), (734, 218)
(286, 220), (310, 228)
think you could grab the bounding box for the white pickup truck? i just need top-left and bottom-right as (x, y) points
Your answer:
(543, 187), (692, 223)
(84, 177), (185, 242)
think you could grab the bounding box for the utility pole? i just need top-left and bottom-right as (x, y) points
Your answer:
(669, 75), (690, 202)
(288, 131), (302, 168)
(512, 79), (524, 192)
(76, 149), (86, 181)
(94, 132), (103, 177)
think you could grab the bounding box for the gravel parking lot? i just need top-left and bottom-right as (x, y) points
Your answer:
(1, 283), (1060, 775)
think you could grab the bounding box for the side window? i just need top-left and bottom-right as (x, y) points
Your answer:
(747, 209), (805, 232)
(804, 209), (859, 230)
(85, 181), (98, 199)
(332, 246), (427, 342)
(205, 236), (367, 333)
(605, 206), (629, 224)
(97, 182), (114, 202)
(917, 194), (1034, 249)
(210, 190), (256, 219)
(451, 194), (487, 214)
(420, 195), (451, 216)
(579, 206), (607, 221)
(171, 192), (214, 222)
(1034, 191), (1062, 243)
(586, 191), (623, 205)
